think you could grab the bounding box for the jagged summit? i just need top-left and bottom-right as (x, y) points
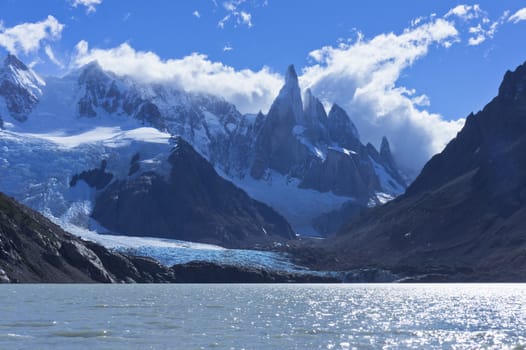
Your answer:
(285, 64), (298, 84)
(0, 54), (45, 122)
(327, 103), (360, 146)
(303, 88), (328, 127)
(4, 54), (29, 71)
(380, 136), (390, 154)
(498, 61), (526, 102)
(380, 136), (394, 165)
(268, 64), (304, 125)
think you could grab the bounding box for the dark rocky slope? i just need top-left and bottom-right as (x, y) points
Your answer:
(311, 61), (526, 282)
(90, 138), (295, 248)
(0, 192), (337, 283)
(0, 192), (175, 283)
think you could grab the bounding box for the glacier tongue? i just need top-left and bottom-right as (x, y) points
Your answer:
(63, 222), (309, 273)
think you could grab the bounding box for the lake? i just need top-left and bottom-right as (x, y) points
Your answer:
(1, 284), (525, 349)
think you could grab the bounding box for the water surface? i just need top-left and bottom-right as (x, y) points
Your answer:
(1, 284), (525, 349)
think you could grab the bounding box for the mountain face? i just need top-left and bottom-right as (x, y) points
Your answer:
(0, 191), (177, 283)
(0, 56), (406, 239)
(88, 138), (295, 248)
(0, 55), (44, 123)
(320, 61), (526, 281)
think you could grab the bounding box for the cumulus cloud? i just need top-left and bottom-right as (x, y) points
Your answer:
(72, 41), (283, 114)
(193, 10), (201, 19)
(0, 15), (64, 55)
(300, 18), (465, 172)
(71, 0), (102, 13)
(509, 8), (526, 23)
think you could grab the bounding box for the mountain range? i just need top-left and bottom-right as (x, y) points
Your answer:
(4, 52), (525, 282)
(0, 54), (406, 244)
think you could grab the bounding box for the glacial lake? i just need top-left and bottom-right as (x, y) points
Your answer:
(1, 284), (525, 349)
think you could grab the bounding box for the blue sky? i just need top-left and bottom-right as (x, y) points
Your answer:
(1, 0), (526, 171)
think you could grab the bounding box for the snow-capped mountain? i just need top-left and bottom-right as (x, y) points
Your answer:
(248, 65), (406, 233)
(0, 55), (407, 239)
(0, 54), (45, 124)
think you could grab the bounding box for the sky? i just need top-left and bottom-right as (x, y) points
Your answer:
(1, 0), (526, 172)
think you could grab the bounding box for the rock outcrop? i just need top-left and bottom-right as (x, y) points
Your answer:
(89, 138), (295, 248)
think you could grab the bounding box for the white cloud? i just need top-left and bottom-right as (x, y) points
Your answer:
(468, 34), (486, 46)
(45, 45), (63, 67)
(300, 18), (465, 172)
(445, 6), (509, 46)
(223, 44), (233, 52)
(72, 41), (283, 115)
(239, 11), (252, 27)
(509, 8), (526, 23)
(218, 0), (254, 28)
(193, 10), (201, 19)
(0, 15), (64, 55)
(445, 4), (482, 20)
(71, 0), (102, 13)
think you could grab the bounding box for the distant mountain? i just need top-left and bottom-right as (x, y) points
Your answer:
(0, 55), (407, 240)
(0, 54), (44, 123)
(89, 137), (295, 248)
(318, 60), (526, 281)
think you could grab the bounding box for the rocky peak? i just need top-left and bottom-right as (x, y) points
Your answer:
(327, 104), (360, 149)
(304, 88), (328, 126)
(170, 137), (198, 161)
(78, 61), (113, 86)
(498, 61), (526, 103)
(380, 136), (396, 169)
(4, 54), (29, 71)
(0, 54), (45, 93)
(268, 64), (304, 125)
(76, 61), (128, 117)
(285, 64), (298, 85)
(0, 54), (44, 121)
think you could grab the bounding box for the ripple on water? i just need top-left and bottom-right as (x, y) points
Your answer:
(0, 284), (525, 350)
(52, 330), (110, 338)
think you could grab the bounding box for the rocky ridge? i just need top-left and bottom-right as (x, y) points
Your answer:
(311, 60), (526, 282)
